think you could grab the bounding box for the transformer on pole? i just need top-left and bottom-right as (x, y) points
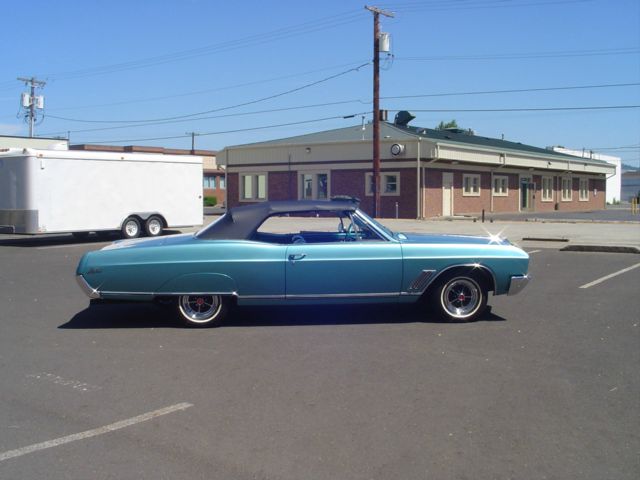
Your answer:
(17, 76), (46, 138)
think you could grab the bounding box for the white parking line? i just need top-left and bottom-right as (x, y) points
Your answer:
(579, 262), (640, 289)
(526, 250), (542, 254)
(0, 402), (193, 462)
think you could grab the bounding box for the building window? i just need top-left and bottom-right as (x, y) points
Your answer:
(579, 178), (589, 201)
(561, 177), (572, 201)
(542, 176), (553, 201)
(492, 175), (508, 196)
(241, 173), (267, 201)
(219, 176), (226, 190)
(463, 174), (480, 196)
(365, 172), (400, 196)
(203, 175), (216, 189)
(299, 172), (329, 200)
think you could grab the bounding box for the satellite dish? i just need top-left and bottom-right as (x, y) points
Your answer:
(390, 144), (405, 156)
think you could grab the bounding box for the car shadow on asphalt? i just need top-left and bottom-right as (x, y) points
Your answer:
(60, 303), (506, 329)
(0, 231), (183, 248)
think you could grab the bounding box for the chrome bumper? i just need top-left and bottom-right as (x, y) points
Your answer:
(507, 274), (530, 296)
(76, 275), (101, 299)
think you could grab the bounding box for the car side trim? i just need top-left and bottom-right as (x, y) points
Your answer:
(76, 275), (101, 299)
(285, 292), (399, 299)
(423, 264), (497, 293)
(507, 275), (530, 295)
(407, 270), (436, 294)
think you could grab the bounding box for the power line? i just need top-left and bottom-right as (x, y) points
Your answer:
(46, 62), (370, 124)
(79, 112), (371, 145)
(382, 82), (640, 100)
(38, 99), (367, 137)
(389, 105), (640, 112)
(396, 47), (640, 62)
(31, 10), (365, 81)
(43, 61), (370, 113)
(379, 0), (590, 13)
(36, 81), (639, 137)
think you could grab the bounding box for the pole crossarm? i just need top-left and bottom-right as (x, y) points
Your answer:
(364, 5), (395, 17)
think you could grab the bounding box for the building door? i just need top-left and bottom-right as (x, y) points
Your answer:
(520, 176), (535, 212)
(442, 172), (453, 216)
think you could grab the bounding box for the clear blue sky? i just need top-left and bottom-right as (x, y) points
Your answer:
(1, 0), (638, 166)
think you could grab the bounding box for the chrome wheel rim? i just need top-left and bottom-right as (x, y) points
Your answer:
(124, 220), (139, 237)
(148, 219), (162, 236)
(441, 277), (481, 319)
(179, 295), (221, 323)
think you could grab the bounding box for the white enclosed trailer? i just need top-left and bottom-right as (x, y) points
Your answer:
(0, 148), (203, 238)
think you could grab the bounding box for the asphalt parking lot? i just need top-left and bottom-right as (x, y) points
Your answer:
(0, 235), (639, 479)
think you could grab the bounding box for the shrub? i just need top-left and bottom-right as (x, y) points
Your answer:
(203, 196), (217, 207)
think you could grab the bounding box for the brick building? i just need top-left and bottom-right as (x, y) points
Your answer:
(219, 119), (616, 218)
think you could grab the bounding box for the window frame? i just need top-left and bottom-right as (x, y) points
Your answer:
(298, 171), (330, 200)
(365, 171), (401, 197)
(203, 175), (216, 189)
(541, 176), (553, 202)
(240, 173), (268, 202)
(579, 177), (589, 201)
(492, 175), (508, 197)
(561, 176), (573, 202)
(462, 174), (481, 197)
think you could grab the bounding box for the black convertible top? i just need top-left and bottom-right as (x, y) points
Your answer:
(196, 199), (359, 240)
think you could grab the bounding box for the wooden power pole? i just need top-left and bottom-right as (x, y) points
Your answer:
(365, 5), (394, 218)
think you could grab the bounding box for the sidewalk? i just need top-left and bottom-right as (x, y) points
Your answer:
(380, 218), (640, 250)
(199, 212), (639, 250)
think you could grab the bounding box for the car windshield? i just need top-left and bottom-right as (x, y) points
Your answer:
(356, 209), (395, 238)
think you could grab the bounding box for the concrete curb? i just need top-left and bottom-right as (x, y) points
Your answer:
(560, 245), (640, 254)
(521, 237), (569, 242)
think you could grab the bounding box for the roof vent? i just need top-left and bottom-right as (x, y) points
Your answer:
(394, 110), (415, 127)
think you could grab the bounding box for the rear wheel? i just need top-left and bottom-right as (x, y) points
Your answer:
(144, 215), (163, 237)
(431, 273), (488, 322)
(121, 216), (141, 239)
(177, 294), (228, 327)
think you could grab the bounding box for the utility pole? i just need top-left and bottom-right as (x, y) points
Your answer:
(17, 77), (46, 137)
(186, 131), (200, 153)
(365, 5), (394, 218)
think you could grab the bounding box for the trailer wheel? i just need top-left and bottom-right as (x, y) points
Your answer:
(144, 215), (163, 237)
(121, 216), (141, 239)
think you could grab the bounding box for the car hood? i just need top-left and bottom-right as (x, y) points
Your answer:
(396, 232), (510, 246)
(101, 233), (196, 251)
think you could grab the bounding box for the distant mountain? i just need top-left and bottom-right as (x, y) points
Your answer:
(621, 163), (639, 173)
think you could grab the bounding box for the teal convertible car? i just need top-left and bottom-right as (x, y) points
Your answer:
(76, 198), (530, 327)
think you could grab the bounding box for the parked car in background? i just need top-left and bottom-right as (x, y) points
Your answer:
(76, 198), (530, 327)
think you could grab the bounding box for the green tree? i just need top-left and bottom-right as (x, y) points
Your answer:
(436, 119), (459, 130)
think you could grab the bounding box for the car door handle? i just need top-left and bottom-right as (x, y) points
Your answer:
(288, 253), (307, 263)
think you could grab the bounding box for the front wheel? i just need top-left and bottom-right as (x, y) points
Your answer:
(177, 294), (228, 328)
(431, 274), (488, 323)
